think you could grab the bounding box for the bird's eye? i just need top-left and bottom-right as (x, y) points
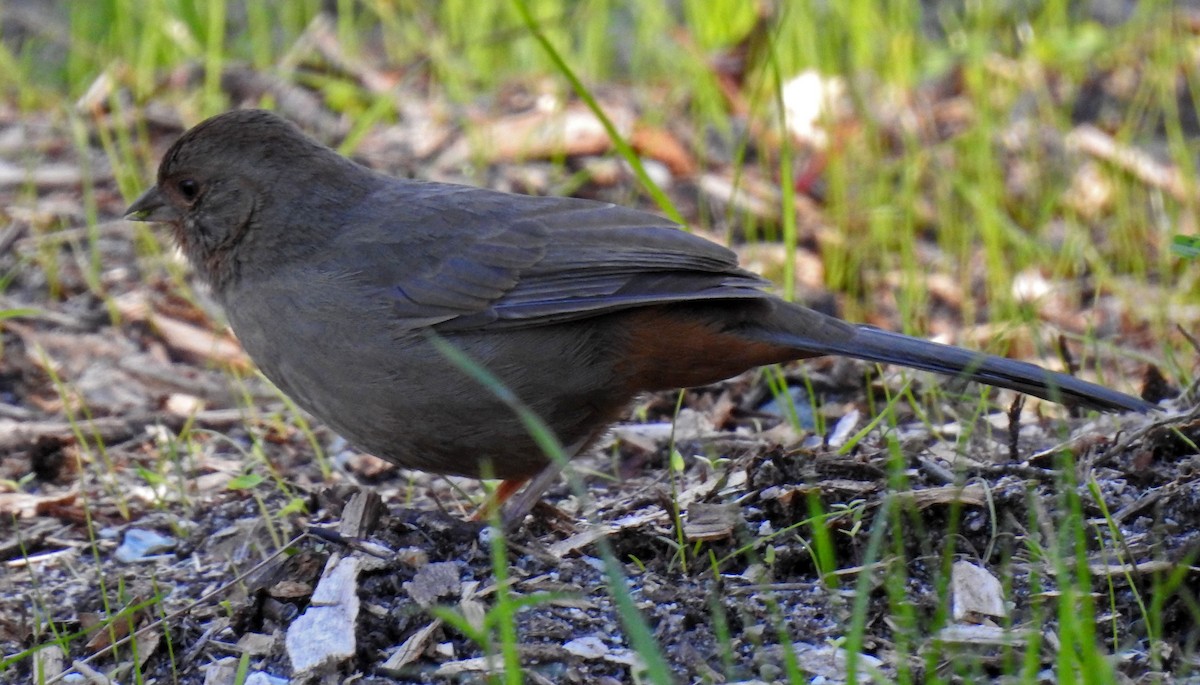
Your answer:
(177, 179), (200, 201)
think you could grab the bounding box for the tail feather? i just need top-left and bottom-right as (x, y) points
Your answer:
(774, 325), (1152, 413)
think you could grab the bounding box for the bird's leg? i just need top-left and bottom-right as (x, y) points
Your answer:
(497, 434), (596, 529)
(470, 477), (530, 522)
(493, 462), (564, 528)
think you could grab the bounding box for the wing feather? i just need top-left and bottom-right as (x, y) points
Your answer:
(327, 181), (773, 330)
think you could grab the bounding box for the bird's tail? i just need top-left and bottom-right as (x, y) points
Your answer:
(765, 322), (1152, 413)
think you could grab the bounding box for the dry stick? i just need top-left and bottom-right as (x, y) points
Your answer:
(1102, 401), (1200, 466)
(44, 533), (309, 685)
(67, 659), (113, 685)
(1177, 324), (1200, 404)
(1006, 394), (1025, 463)
(0, 409), (248, 453)
(13, 219), (135, 247)
(303, 12), (394, 95)
(0, 299), (100, 332)
(1178, 323), (1200, 357)
(1065, 124), (1197, 202)
(1055, 334), (1085, 420)
(1055, 334), (1080, 377)
(0, 222), (27, 256)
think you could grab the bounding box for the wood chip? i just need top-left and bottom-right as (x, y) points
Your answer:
(285, 554), (360, 674)
(787, 642), (883, 681)
(430, 654), (504, 676)
(683, 502), (738, 541)
(235, 632), (277, 656)
(381, 620), (443, 672)
(337, 490), (384, 539)
(31, 644), (66, 682)
(548, 510), (668, 558)
(896, 484), (987, 509)
(951, 561), (1008, 621)
(403, 561), (461, 608)
(933, 623), (1024, 647)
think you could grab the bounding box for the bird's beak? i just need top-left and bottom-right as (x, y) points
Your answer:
(124, 187), (179, 223)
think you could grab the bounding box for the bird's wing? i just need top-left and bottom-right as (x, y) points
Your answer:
(332, 181), (773, 330)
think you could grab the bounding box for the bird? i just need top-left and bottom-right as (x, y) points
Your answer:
(125, 109), (1152, 519)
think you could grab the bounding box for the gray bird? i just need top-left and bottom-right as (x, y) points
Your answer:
(125, 109), (1151, 512)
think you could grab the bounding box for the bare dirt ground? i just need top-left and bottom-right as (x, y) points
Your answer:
(2, 53), (1199, 684)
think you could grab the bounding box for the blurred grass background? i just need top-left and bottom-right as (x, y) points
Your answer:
(3, 0), (1192, 388)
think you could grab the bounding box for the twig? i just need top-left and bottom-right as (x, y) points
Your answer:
(0, 409), (248, 453)
(1006, 394), (1025, 463)
(1066, 124), (1196, 202)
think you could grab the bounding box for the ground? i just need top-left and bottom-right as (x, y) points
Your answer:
(2, 17), (1200, 684)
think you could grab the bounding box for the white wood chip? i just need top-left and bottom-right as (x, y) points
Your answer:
(951, 560), (1008, 621)
(285, 554), (360, 674)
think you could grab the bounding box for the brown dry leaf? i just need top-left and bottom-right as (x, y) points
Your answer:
(924, 272), (964, 311)
(469, 103), (636, 162)
(342, 452), (398, 480)
(83, 602), (150, 653)
(149, 315), (247, 370)
(134, 628), (163, 668)
(431, 655), (506, 677)
(819, 479), (878, 496)
(0, 488), (78, 518)
(631, 125), (697, 177)
(0, 159), (99, 188)
(1066, 124), (1196, 202)
(304, 12), (400, 94)
(115, 292), (248, 369)
(1009, 269), (1098, 333)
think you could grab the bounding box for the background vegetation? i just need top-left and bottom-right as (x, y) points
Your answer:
(2, 1), (1196, 683)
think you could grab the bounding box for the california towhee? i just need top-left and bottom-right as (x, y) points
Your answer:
(126, 109), (1151, 512)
